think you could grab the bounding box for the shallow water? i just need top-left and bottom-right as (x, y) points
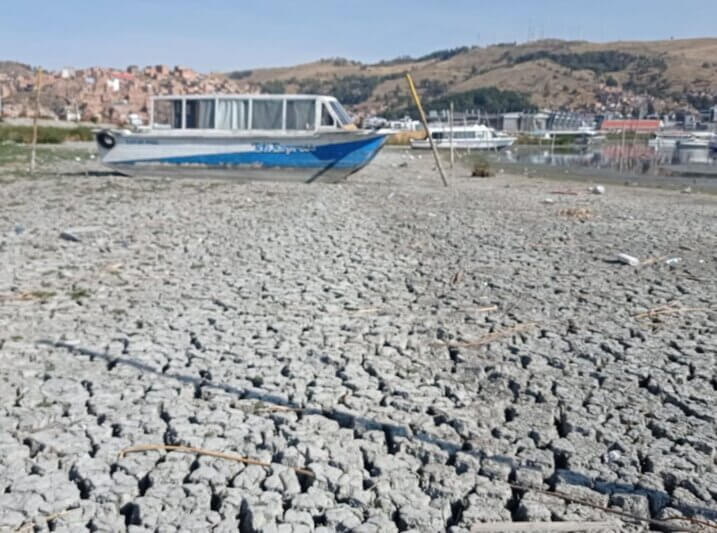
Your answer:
(490, 143), (717, 176)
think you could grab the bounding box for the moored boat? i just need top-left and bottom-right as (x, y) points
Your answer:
(95, 94), (389, 182)
(410, 123), (516, 150)
(648, 131), (701, 149)
(675, 131), (716, 149)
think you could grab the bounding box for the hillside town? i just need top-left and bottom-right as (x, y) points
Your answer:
(0, 62), (255, 125)
(2, 53), (717, 131)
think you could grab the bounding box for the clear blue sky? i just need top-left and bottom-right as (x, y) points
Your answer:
(3, 0), (716, 71)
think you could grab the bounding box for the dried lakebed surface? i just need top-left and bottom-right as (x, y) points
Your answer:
(1, 151), (716, 532)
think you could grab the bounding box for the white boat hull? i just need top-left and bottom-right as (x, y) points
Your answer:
(410, 138), (515, 150)
(96, 130), (389, 183)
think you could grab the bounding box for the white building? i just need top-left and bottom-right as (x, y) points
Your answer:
(388, 116), (422, 131)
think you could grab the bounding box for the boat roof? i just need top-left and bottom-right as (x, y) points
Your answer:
(151, 93), (337, 101)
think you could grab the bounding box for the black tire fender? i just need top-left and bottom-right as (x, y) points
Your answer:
(96, 131), (116, 149)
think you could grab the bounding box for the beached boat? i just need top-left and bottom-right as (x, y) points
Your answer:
(95, 94), (389, 182)
(410, 123), (516, 150)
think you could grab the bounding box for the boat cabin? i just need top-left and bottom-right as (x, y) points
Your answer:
(429, 125), (497, 140)
(150, 94), (354, 133)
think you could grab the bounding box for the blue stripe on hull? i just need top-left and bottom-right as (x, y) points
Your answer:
(126, 136), (387, 169)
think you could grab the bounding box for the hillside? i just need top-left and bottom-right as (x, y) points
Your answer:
(2, 38), (717, 124)
(228, 38), (717, 117)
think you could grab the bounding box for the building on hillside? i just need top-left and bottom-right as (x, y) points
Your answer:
(599, 119), (661, 133)
(501, 112), (522, 132)
(548, 111), (595, 131)
(388, 116), (422, 131)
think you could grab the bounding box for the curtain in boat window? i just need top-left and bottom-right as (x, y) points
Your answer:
(152, 100), (182, 128)
(216, 100), (247, 130)
(172, 101), (182, 128)
(285, 100), (315, 130)
(252, 100), (282, 130)
(186, 100), (215, 129)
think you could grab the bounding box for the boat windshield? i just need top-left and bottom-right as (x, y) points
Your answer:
(151, 95), (349, 131)
(330, 101), (352, 126)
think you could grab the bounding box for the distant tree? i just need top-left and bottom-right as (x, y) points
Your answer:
(605, 75), (618, 87)
(261, 80), (286, 94)
(228, 70), (253, 80)
(513, 50), (666, 76)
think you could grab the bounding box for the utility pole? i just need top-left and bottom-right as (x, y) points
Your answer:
(30, 68), (42, 173)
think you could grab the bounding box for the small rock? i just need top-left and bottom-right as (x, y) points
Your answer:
(398, 162), (408, 168)
(59, 226), (103, 243)
(542, 198), (555, 204)
(616, 253), (640, 266)
(59, 231), (81, 242)
(665, 257), (682, 265)
(681, 186), (692, 194)
(589, 185), (605, 195)
(603, 449), (622, 463)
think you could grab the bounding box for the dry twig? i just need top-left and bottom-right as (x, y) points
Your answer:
(508, 482), (716, 532)
(347, 307), (381, 315)
(0, 290), (56, 302)
(470, 522), (615, 532)
(119, 444), (314, 477)
(634, 305), (712, 320)
(441, 323), (537, 348)
(15, 509), (74, 533)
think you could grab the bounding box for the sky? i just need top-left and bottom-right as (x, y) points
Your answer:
(2, 0), (717, 72)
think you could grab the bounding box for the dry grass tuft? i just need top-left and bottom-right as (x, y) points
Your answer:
(559, 207), (594, 220)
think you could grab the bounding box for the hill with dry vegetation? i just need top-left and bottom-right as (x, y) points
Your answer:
(3, 38), (717, 124)
(227, 38), (717, 116)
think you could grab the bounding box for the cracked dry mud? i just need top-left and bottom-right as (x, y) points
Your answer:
(1, 149), (716, 532)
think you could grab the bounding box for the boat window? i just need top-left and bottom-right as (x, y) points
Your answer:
(186, 99), (215, 129)
(431, 132), (444, 140)
(330, 101), (352, 126)
(153, 100), (182, 128)
(285, 100), (315, 130)
(252, 100), (283, 129)
(216, 99), (247, 130)
(321, 103), (336, 127)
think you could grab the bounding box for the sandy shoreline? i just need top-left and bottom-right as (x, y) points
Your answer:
(1, 150), (716, 531)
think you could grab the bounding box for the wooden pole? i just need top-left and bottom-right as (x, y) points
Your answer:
(449, 101), (455, 170)
(405, 73), (448, 187)
(30, 68), (42, 173)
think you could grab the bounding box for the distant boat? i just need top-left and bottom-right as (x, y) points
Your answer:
(95, 94), (389, 183)
(410, 123), (516, 150)
(648, 131), (711, 149)
(675, 131), (717, 149)
(541, 127), (606, 145)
